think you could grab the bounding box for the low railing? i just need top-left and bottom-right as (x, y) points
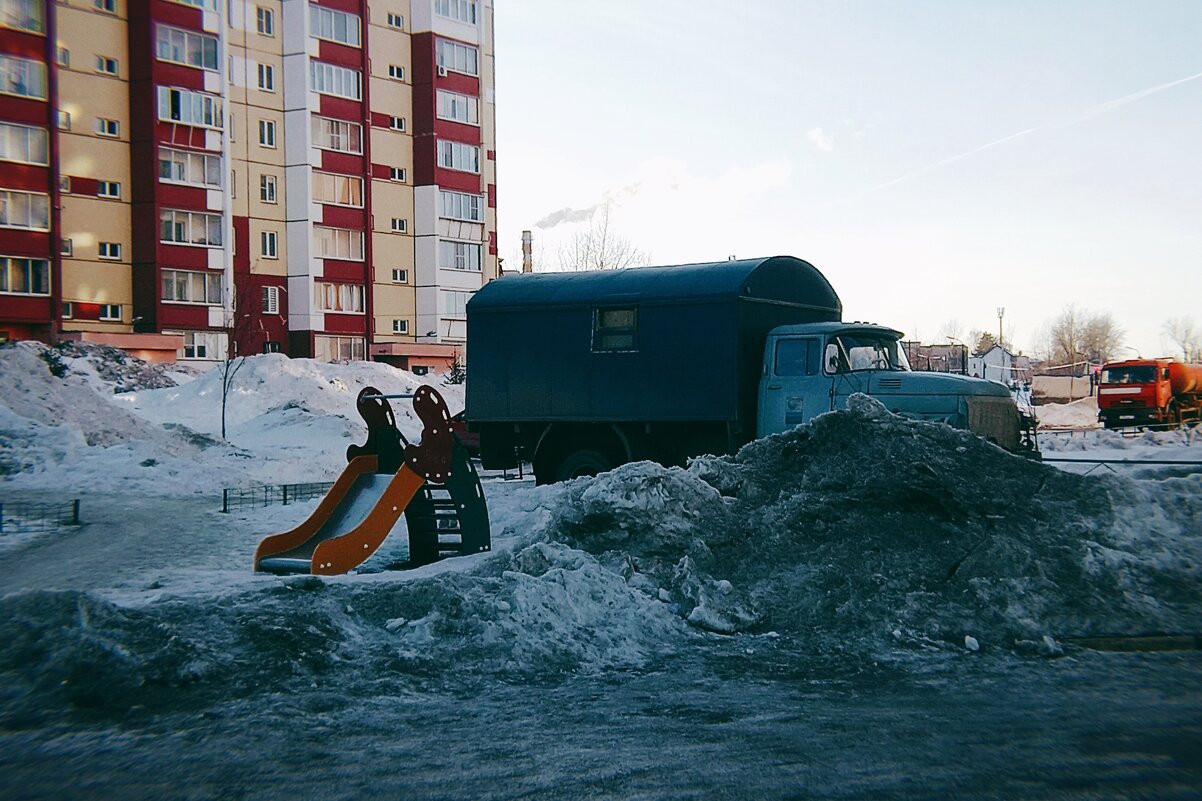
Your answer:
(221, 482), (335, 513)
(0, 499), (81, 533)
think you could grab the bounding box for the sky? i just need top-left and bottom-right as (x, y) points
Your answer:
(493, 0), (1202, 360)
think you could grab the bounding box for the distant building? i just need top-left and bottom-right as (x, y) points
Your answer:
(969, 344), (1030, 384)
(901, 341), (968, 374)
(0, 0), (498, 369)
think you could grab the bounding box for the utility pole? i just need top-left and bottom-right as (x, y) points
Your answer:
(996, 307), (1005, 348)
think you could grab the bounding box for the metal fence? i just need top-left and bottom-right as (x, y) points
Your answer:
(0, 499), (81, 533)
(221, 482), (335, 513)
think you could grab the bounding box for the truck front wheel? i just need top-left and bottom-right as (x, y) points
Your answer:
(554, 449), (613, 483)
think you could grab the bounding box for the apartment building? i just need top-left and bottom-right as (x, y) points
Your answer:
(0, 0), (497, 368)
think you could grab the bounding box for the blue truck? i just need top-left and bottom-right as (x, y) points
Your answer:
(466, 256), (1033, 484)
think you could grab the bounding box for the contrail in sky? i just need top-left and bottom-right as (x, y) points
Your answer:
(844, 70), (1202, 199)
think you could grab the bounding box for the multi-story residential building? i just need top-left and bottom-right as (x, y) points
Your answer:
(0, 0), (496, 369)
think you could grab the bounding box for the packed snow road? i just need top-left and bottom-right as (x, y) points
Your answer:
(2, 345), (1201, 799)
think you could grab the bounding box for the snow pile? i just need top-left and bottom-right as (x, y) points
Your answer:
(1035, 396), (1100, 429)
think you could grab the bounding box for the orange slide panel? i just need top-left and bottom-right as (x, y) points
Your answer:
(310, 465), (427, 575)
(253, 455), (378, 570)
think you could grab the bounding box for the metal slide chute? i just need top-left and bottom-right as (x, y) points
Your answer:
(253, 385), (489, 575)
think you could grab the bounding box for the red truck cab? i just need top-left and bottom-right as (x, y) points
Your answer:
(1098, 359), (1180, 428)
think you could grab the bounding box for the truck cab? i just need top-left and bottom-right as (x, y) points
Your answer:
(758, 323), (1028, 451)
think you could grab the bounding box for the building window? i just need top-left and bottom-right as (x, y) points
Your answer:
(391, 268), (407, 283)
(95, 56), (119, 75)
(160, 209), (223, 246)
(260, 174), (277, 203)
(0, 189), (50, 231)
(386, 12), (403, 28)
(436, 140), (480, 173)
(390, 218), (406, 233)
(96, 118), (120, 137)
(57, 111), (70, 130)
(0, 256), (50, 295)
(99, 304), (122, 321)
(309, 4), (360, 46)
(62, 301), (73, 318)
(436, 40), (478, 76)
(311, 115), (362, 154)
(97, 181), (120, 199)
(444, 290), (470, 318)
(0, 122), (48, 165)
(438, 240), (481, 271)
(57, 48), (69, 67)
(261, 230), (278, 258)
(592, 307), (638, 352)
(60, 238), (72, 256)
(157, 86), (223, 129)
(179, 330), (226, 360)
(156, 25), (219, 71)
(162, 269), (222, 304)
(0, 55), (47, 99)
(316, 281), (364, 313)
(439, 190), (484, 222)
(94, 0), (116, 13)
(313, 226), (363, 260)
(258, 119), (276, 147)
(311, 172), (362, 207)
(388, 64), (404, 80)
(388, 116), (405, 131)
(389, 166), (406, 182)
(257, 63), (275, 91)
(1, 0), (45, 32)
(434, 0), (477, 25)
(159, 146), (221, 188)
(392, 319), (408, 334)
(261, 285), (280, 314)
(436, 90), (479, 126)
(98, 242), (122, 260)
(310, 60), (361, 100)
(314, 335), (365, 362)
(256, 6), (274, 35)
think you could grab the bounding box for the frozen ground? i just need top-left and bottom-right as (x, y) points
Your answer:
(1, 343), (1201, 800)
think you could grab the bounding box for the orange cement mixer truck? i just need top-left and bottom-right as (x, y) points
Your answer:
(1097, 359), (1202, 429)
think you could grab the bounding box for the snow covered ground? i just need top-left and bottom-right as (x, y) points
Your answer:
(1, 342), (1201, 800)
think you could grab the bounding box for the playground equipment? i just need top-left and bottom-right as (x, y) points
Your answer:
(253, 385), (490, 575)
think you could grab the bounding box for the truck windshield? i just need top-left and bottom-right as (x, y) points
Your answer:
(824, 333), (910, 374)
(1100, 366), (1156, 384)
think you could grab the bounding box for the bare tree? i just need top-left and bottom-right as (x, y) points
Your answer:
(218, 280), (253, 440)
(557, 204), (647, 271)
(1080, 312), (1124, 365)
(1044, 305), (1122, 372)
(1164, 316), (1201, 361)
(938, 318), (965, 344)
(1046, 304), (1084, 371)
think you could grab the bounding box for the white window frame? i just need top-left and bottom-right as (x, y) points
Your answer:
(95, 56), (119, 75)
(0, 122), (48, 166)
(311, 115), (363, 154)
(159, 146), (221, 188)
(99, 303), (122, 321)
(311, 171), (363, 208)
(1, 0), (45, 33)
(436, 89), (479, 126)
(96, 118), (120, 137)
(385, 12), (403, 28)
(443, 289), (471, 318)
(0, 54), (47, 99)
(390, 218), (406, 233)
(98, 241), (122, 260)
(389, 166), (406, 182)
(392, 319), (408, 334)
(0, 255), (50, 296)
(309, 4), (361, 47)
(162, 269), (223, 305)
(97, 181), (121, 199)
(388, 116), (405, 131)
(0, 189), (50, 231)
(160, 208), (224, 247)
(314, 334), (366, 362)
(388, 64), (404, 80)
(155, 25), (219, 71)
(315, 281), (364, 314)
(261, 230), (278, 258)
(436, 40), (479, 76)
(94, 0), (116, 13)
(258, 118), (277, 148)
(391, 268), (407, 283)
(438, 239), (482, 272)
(310, 60), (361, 100)
(171, 0), (219, 10)
(313, 226), (364, 261)
(177, 329), (226, 360)
(262, 285), (280, 314)
(439, 190), (484, 222)
(256, 6), (274, 35)
(157, 86), (223, 130)
(434, 0), (477, 25)
(260, 174), (277, 203)
(257, 62), (275, 91)
(436, 140), (480, 174)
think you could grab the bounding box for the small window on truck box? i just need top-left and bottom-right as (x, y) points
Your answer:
(592, 307), (638, 352)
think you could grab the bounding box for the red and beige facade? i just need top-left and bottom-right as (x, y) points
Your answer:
(0, 0), (496, 367)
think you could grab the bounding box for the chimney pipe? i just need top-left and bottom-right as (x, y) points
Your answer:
(521, 230), (533, 273)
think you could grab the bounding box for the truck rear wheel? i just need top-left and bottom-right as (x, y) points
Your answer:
(554, 449), (613, 482)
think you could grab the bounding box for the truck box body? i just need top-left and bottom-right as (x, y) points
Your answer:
(467, 256), (842, 434)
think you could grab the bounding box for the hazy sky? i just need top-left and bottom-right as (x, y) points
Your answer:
(494, 1), (1202, 359)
